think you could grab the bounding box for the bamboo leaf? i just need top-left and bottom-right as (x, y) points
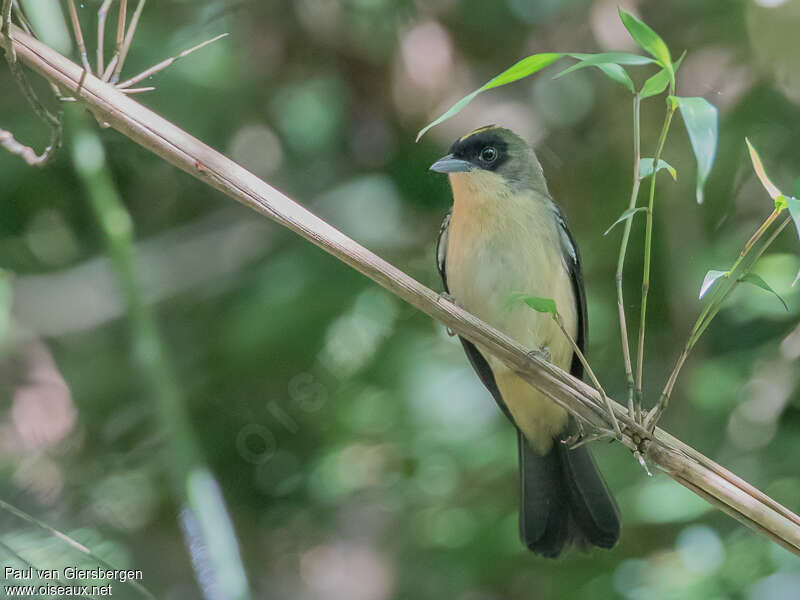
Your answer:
(745, 138), (782, 201)
(504, 292), (557, 316)
(640, 67), (670, 99)
(603, 207), (648, 236)
(592, 62), (635, 93)
(639, 158), (677, 181)
(416, 53), (563, 141)
(699, 270), (727, 299)
(618, 8), (673, 72)
(566, 52), (656, 66)
(639, 52), (684, 100)
(740, 273), (788, 311)
(674, 96), (718, 204)
(555, 52), (655, 93)
(522, 296), (558, 316)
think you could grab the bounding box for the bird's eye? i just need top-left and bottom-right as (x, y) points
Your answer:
(480, 146), (498, 163)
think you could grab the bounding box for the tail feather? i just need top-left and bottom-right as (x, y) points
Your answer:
(518, 430), (620, 557)
(557, 438), (620, 549)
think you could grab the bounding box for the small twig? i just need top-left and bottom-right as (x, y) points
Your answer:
(67, 0), (92, 74)
(111, 0), (145, 84)
(635, 96), (676, 417)
(113, 0), (127, 74)
(117, 32), (229, 89)
(553, 310), (622, 438)
(1, 2), (62, 165)
(120, 85), (155, 94)
(97, 0), (113, 76)
(11, 0), (31, 35)
(616, 93), (642, 422)
(645, 214), (793, 429)
(102, 0), (127, 81)
(0, 128), (50, 165)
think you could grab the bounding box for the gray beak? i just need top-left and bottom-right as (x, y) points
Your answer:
(429, 154), (473, 173)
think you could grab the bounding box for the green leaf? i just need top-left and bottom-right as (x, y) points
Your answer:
(504, 292), (557, 316)
(699, 270), (727, 299)
(639, 51), (685, 100)
(555, 52), (656, 93)
(603, 207), (648, 236)
(416, 53), (563, 141)
(775, 195), (788, 211)
(591, 63), (635, 93)
(618, 8), (673, 72)
(674, 96), (718, 204)
(640, 67), (670, 99)
(745, 138), (782, 200)
(786, 196), (800, 240)
(793, 268), (800, 288)
(740, 273), (788, 311)
(639, 158), (677, 181)
(567, 52), (656, 66)
(522, 296), (558, 316)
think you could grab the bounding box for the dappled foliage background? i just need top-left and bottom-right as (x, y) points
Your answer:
(2, 0), (800, 598)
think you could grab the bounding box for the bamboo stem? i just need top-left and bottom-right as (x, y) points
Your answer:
(616, 93), (642, 420)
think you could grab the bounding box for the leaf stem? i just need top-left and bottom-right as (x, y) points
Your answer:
(647, 214), (792, 428)
(616, 93), (642, 421)
(635, 97), (676, 415)
(553, 312), (622, 438)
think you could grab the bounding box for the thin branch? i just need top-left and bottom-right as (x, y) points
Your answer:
(120, 85), (155, 94)
(67, 0), (92, 74)
(111, 0), (144, 83)
(11, 0), (31, 35)
(4, 23), (800, 556)
(646, 214), (793, 427)
(117, 32), (229, 90)
(0, 8), (62, 165)
(635, 101), (675, 415)
(97, 0), (113, 76)
(101, 0), (127, 81)
(553, 310), (621, 438)
(616, 93), (642, 420)
(0, 128), (51, 165)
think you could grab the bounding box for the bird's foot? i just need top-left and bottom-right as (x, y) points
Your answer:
(562, 426), (618, 450)
(437, 292), (458, 336)
(527, 345), (551, 363)
(438, 291), (456, 305)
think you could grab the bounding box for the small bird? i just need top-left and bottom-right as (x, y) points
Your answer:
(431, 125), (620, 557)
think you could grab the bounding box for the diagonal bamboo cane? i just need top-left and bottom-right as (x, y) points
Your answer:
(3, 24), (800, 555)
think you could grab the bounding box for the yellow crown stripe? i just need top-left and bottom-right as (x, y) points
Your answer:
(458, 125), (498, 142)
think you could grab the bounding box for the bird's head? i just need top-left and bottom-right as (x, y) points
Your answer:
(429, 125), (547, 195)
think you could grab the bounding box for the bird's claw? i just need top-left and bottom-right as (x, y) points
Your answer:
(438, 291), (456, 305)
(527, 345), (551, 363)
(438, 292), (458, 336)
(562, 427), (617, 450)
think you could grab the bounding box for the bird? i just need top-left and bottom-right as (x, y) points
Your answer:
(430, 125), (620, 557)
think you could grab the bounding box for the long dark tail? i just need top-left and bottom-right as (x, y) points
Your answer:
(518, 430), (620, 557)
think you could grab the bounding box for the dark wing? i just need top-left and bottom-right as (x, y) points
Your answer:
(436, 210), (513, 422)
(555, 210), (587, 379)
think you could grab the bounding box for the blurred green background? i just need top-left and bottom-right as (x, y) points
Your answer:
(1, 0), (800, 598)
